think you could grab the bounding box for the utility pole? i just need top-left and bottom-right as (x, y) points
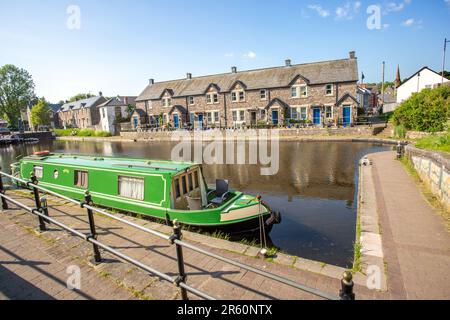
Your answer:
(442, 38), (450, 84)
(381, 61), (385, 109)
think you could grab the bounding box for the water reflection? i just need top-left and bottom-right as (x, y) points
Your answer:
(0, 140), (389, 267)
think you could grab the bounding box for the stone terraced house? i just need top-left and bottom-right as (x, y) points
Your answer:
(135, 52), (359, 129)
(58, 94), (107, 129)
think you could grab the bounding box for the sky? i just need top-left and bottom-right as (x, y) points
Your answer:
(0, 0), (449, 102)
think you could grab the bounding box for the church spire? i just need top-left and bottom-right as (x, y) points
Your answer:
(395, 65), (401, 88)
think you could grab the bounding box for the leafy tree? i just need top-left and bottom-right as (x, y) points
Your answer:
(69, 93), (94, 102)
(0, 64), (35, 126)
(30, 98), (52, 127)
(393, 86), (450, 133)
(443, 71), (450, 80)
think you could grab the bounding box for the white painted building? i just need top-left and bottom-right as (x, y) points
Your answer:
(397, 67), (449, 103)
(98, 96), (136, 135)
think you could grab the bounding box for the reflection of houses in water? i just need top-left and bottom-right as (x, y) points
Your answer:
(201, 142), (360, 201)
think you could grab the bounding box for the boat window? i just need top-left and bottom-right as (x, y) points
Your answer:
(54, 170), (59, 179)
(118, 176), (144, 201)
(74, 170), (88, 189)
(33, 166), (43, 179)
(193, 170), (199, 189)
(188, 173), (193, 192)
(181, 175), (188, 195)
(174, 178), (181, 199)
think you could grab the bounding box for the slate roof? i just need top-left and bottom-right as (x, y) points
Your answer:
(59, 96), (105, 112)
(47, 103), (63, 113)
(98, 96), (137, 108)
(137, 58), (358, 101)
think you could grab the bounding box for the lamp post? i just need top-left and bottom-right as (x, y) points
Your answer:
(442, 38), (450, 84)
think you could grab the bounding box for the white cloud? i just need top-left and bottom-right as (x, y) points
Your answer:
(384, 0), (412, 14)
(308, 4), (330, 18)
(224, 53), (234, 58)
(244, 51), (256, 59)
(402, 18), (423, 28)
(335, 1), (361, 20)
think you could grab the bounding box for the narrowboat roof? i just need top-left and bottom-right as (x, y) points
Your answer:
(22, 153), (197, 175)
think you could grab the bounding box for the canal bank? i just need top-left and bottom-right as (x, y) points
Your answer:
(363, 151), (450, 299)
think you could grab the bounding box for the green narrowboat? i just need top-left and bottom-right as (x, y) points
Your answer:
(11, 152), (281, 233)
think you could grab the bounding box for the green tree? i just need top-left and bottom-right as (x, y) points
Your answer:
(69, 93), (94, 102)
(0, 64), (35, 126)
(393, 86), (450, 133)
(30, 98), (52, 127)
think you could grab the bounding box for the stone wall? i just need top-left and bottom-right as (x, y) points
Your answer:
(406, 131), (446, 140)
(405, 145), (450, 212)
(119, 124), (386, 141)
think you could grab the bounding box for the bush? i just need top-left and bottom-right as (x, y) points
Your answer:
(394, 124), (407, 138)
(393, 86), (450, 133)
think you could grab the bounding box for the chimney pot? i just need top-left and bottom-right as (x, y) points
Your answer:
(349, 51), (356, 59)
(187, 73), (192, 79)
(99, 91), (103, 97)
(149, 79), (155, 85)
(231, 66), (237, 73)
(285, 59), (292, 67)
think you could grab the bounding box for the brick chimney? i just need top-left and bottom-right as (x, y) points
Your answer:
(187, 73), (192, 80)
(285, 59), (292, 67)
(231, 66), (237, 73)
(349, 51), (356, 59)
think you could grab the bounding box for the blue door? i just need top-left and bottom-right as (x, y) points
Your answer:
(198, 114), (204, 128)
(272, 110), (279, 125)
(133, 117), (139, 129)
(313, 108), (321, 125)
(343, 106), (351, 127)
(173, 114), (179, 129)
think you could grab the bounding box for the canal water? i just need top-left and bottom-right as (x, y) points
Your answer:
(0, 140), (390, 268)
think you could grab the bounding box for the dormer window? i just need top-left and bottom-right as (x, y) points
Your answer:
(162, 97), (172, 107)
(231, 90), (245, 102)
(325, 84), (333, 96)
(291, 84), (308, 98)
(206, 93), (219, 104)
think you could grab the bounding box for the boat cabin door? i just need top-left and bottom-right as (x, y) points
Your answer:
(171, 167), (206, 210)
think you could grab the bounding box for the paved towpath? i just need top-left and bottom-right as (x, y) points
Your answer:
(370, 151), (450, 300)
(0, 191), (383, 300)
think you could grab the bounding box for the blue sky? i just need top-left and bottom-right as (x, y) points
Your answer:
(0, 0), (449, 102)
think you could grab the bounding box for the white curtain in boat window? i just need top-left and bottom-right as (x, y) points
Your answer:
(33, 166), (43, 179)
(118, 176), (144, 200)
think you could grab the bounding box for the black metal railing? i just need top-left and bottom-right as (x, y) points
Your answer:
(0, 169), (355, 301)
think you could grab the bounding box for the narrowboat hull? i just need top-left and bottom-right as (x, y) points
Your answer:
(14, 154), (281, 232)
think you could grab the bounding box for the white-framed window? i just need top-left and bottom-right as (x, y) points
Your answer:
(325, 84), (333, 96)
(214, 111), (219, 123)
(232, 109), (246, 122)
(291, 85), (308, 98)
(300, 107), (308, 120)
(206, 93), (219, 104)
(290, 106), (308, 120)
(33, 166), (43, 179)
(325, 105), (333, 119)
(163, 114), (168, 123)
(162, 98), (172, 107)
(290, 107), (298, 120)
(206, 111), (220, 123)
(231, 90), (245, 102)
(260, 89), (267, 100)
(188, 96), (194, 105)
(260, 109), (266, 119)
(189, 112), (195, 123)
(118, 176), (144, 201)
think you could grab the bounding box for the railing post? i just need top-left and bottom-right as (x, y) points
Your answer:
(340, 271), (355, 300)
(0, 169), (9, 210)
(82, 191), (102, 264)
(170, 219), (188, 300)
(30, 173), (46, 232)
(40, 197), (50, 223)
